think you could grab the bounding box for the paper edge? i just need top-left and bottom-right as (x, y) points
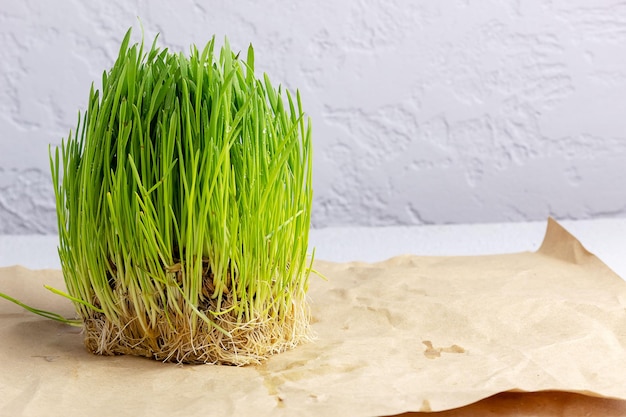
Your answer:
(536, 217), (594, 264)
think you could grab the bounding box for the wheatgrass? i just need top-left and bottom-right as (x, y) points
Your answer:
(4, 28), (314, 365)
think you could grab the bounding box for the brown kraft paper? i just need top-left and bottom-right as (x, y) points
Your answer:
(0, 218), (625, 416)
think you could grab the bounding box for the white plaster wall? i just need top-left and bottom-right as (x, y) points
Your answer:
(1, 0), (626, 233)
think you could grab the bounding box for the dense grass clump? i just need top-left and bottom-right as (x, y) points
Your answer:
(50, 29), (313, 365)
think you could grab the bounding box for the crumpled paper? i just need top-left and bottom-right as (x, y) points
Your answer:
(0, 218), (625, 416)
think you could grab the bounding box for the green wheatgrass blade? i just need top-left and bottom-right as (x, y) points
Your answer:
(37, 28), (316, 364)
(0, 292), (81, 327)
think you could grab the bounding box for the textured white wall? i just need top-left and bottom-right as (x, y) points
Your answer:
(1, 1), (626, 233)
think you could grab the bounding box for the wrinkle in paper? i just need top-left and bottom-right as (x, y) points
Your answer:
(0, 219), (625, 416)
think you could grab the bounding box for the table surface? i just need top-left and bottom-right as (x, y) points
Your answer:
(1, 217), (625, 280)
(1, 219), (626, 416)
